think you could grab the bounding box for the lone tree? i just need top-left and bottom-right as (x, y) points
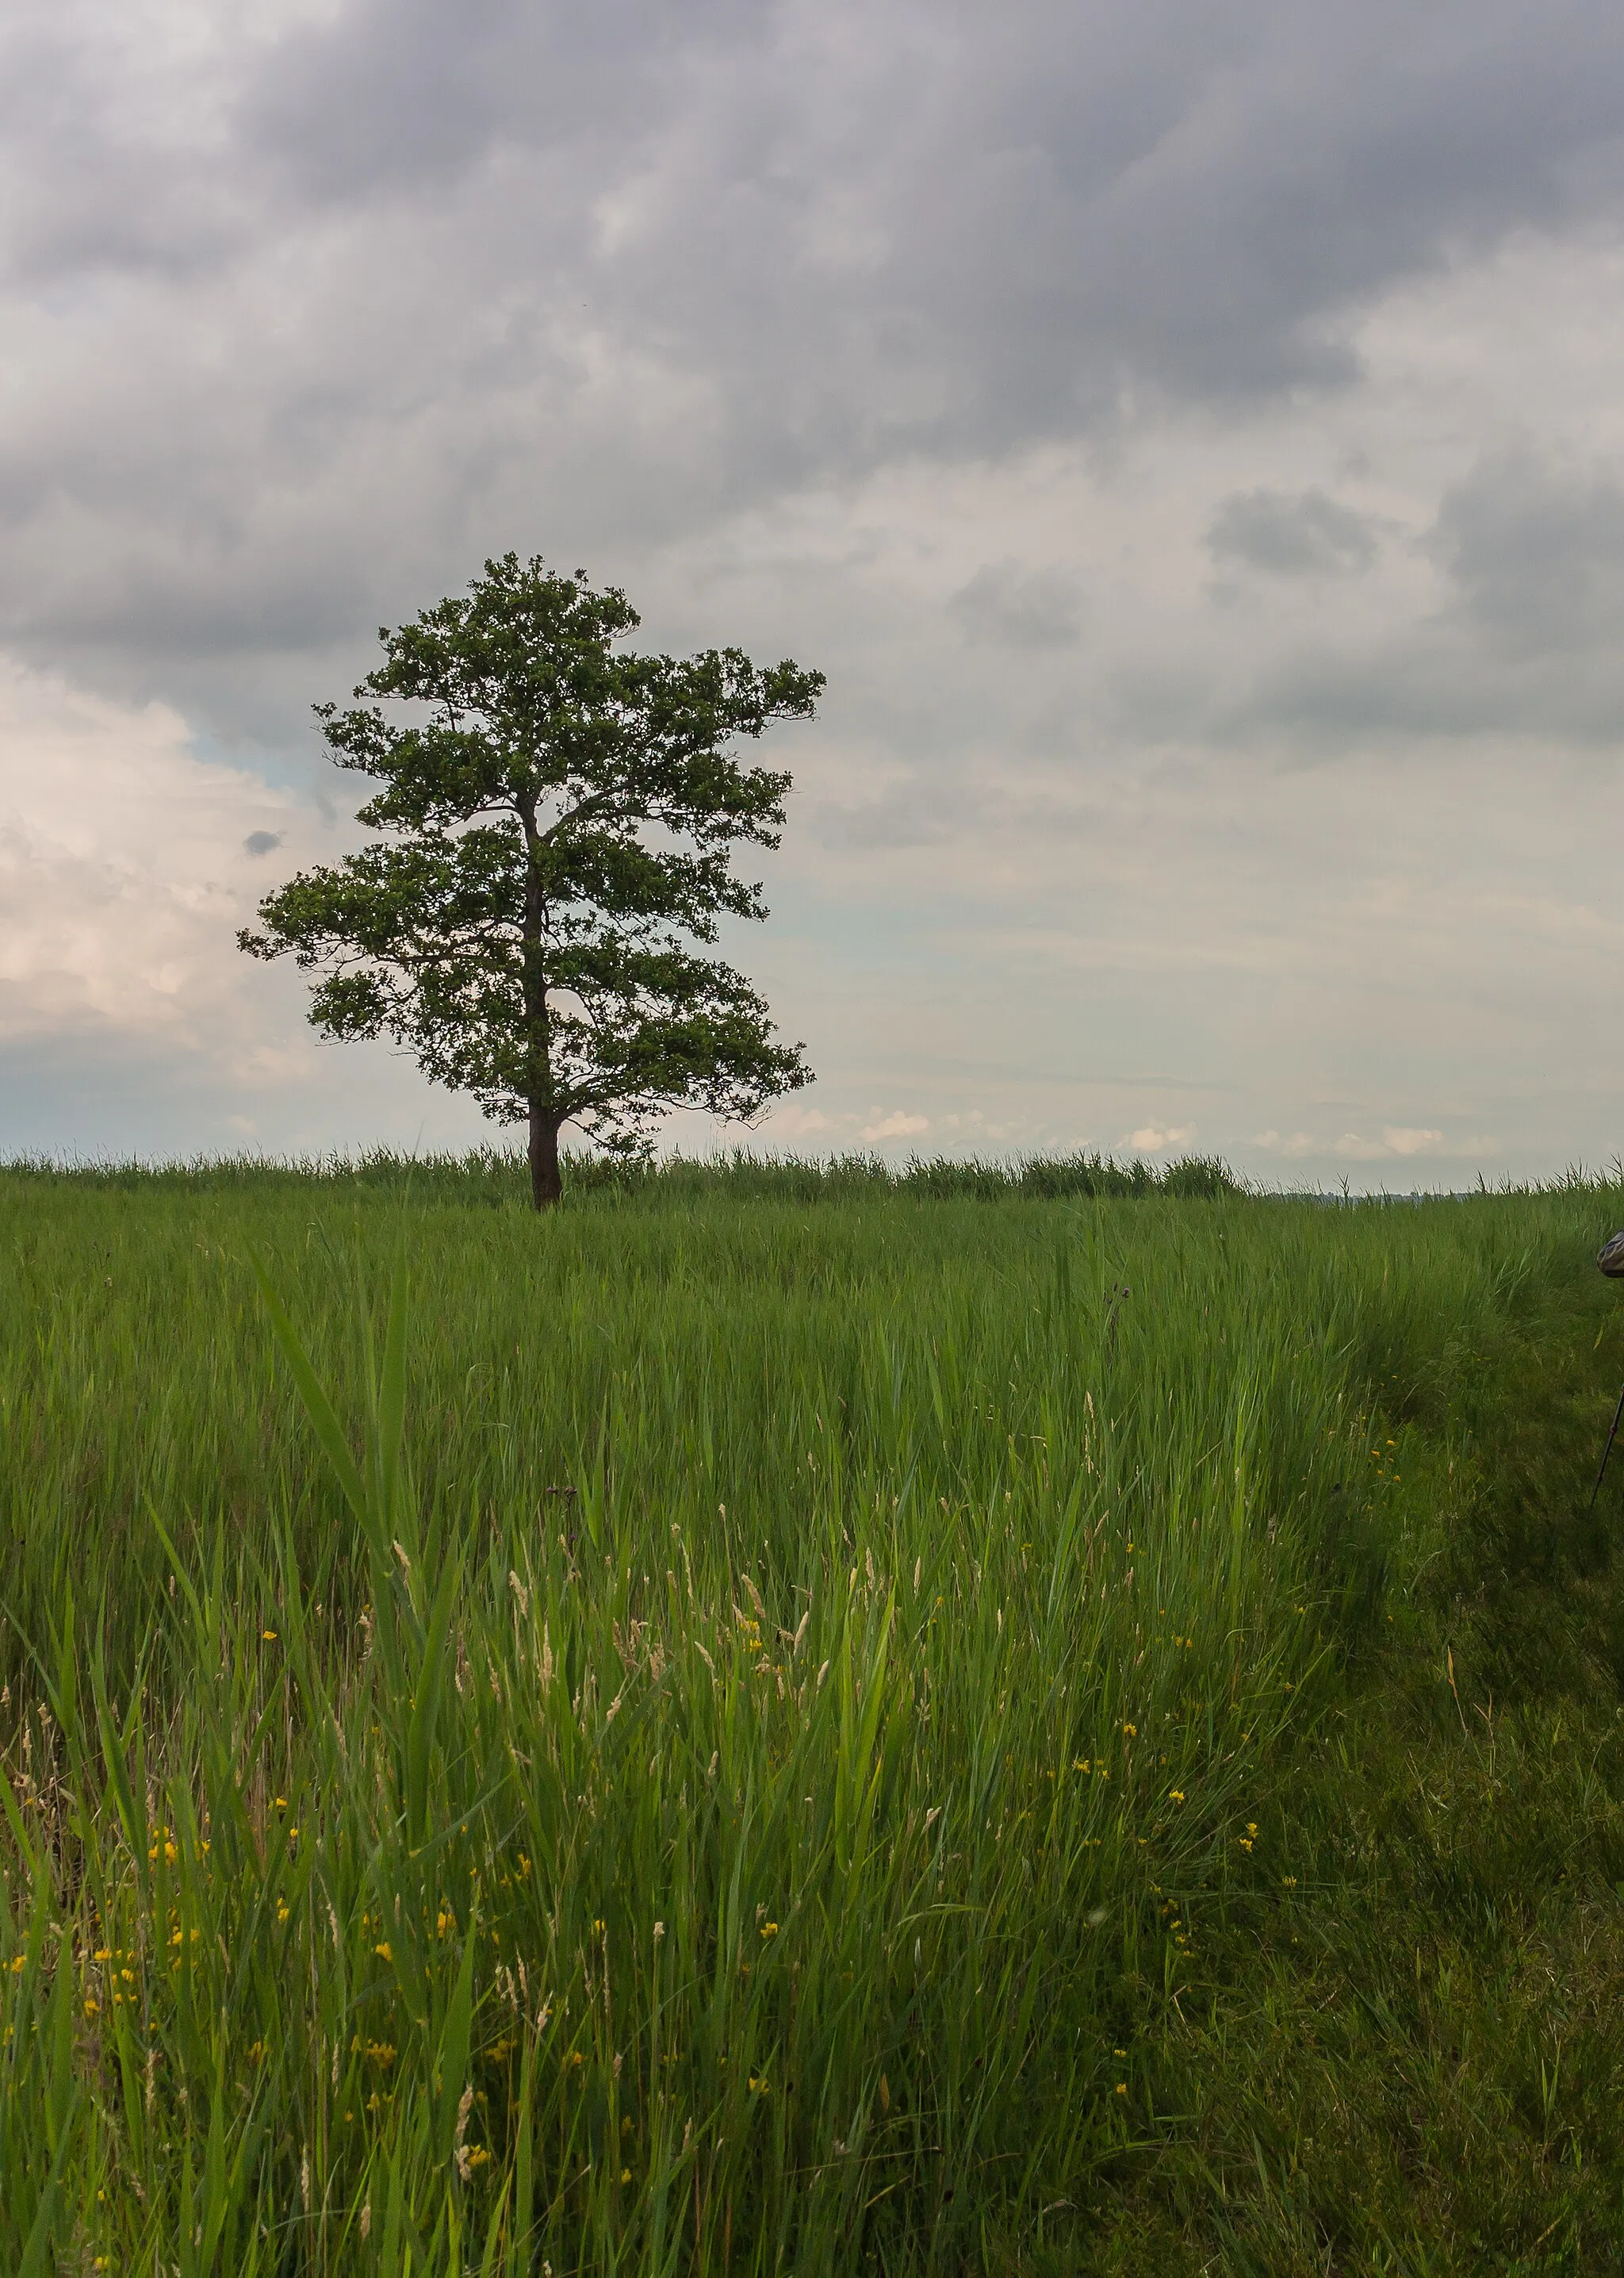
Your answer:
(239, 554), (822, 1208)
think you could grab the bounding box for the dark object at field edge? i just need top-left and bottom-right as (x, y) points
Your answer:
(1589, 1231), (1624, 1508)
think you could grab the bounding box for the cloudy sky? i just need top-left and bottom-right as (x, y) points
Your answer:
(5, 0), (1624, 1183)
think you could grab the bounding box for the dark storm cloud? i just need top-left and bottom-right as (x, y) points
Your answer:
(2, 0), (1624, 723)
(1207, 489), (1380, 577)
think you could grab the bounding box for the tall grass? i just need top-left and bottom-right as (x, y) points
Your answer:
(0, 1144), (1239, 1205)
(0, 1165), (1617, 2271)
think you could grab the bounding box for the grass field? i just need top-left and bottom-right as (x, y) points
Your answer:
(2, 1153), (1622, 2274)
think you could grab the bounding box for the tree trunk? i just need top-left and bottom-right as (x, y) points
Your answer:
(529, 1106), (562, 1211)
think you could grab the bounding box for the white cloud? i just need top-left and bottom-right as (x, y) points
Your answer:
(1328, 1129), (1444, 1161)
(0, 655), (493, 1153)
(760, 1101), (841, 1139)
(1379, 1126), (1446, 1157)
(1251, 1130), (1319, 1159)
(1331, 1133), (1402, 1161)
(860, 1110), (930, 1141)
(0, 659), (306, 1049)
(1124, 1124), (1197, 1153)
(1252, 1126), (1503, 1169)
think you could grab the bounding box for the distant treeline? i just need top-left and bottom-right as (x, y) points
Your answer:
(0, 1144), (1243, 1203)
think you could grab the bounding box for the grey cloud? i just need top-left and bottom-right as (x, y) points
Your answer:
(1207, 488), (1379, 576)
(949, 562), (1084, 649)
(1430, 446), (1624, 653)
(232, 0), (1624, 425)
(1186, 623), (1624, 753)
(3, 0), (1624, 723)
(1236, 449), (1624, 746)
(1114, 447), (1624, 755)
(807, 782), (962, 853)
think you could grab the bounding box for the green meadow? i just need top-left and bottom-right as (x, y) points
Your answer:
(3, 1155), (1623, 2273)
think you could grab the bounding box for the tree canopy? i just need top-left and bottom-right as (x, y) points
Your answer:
(239, 554), (822, 1206)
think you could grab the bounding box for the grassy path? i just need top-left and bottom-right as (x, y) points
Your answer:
(1090, 1238), (1624, 2273)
